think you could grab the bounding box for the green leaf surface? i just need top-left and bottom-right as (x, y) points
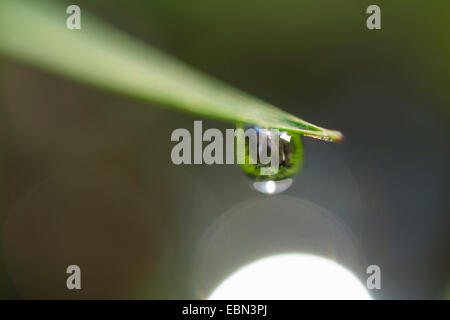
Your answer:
(0, 0), (342, 142)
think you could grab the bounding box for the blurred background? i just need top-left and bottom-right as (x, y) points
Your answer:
(0, 0), (449, 299)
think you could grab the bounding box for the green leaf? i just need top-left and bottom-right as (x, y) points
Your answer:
(0, 0), (342, 142)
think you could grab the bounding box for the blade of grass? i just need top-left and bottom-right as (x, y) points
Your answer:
(0, 0), (342, 142)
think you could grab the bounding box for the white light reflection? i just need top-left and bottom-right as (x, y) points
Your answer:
(266, 180), (276, 193)
(252, 179), (292, 194)
(209, 253), (371, 300)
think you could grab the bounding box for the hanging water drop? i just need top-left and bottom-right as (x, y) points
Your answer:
(236, 124), (303, 194)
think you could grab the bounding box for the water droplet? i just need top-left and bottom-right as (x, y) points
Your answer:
(236, 124), (303, 194)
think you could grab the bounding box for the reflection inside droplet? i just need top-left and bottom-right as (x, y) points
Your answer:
(236, 124), (304, 194)
(253, 179), (293, 194)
